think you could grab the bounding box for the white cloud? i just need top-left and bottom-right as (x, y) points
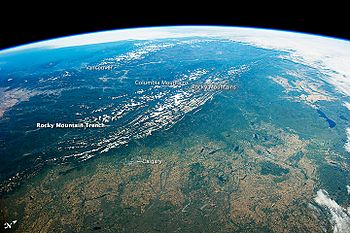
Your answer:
(345, 128), (350, 153)
(343, 102), (350, 111)
(3, 26), (350, 152)
(2, 26), (350, 96)
(314, 189), (350, 233)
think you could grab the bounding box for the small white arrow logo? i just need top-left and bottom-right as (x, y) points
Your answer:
(3, 220), (17, 230)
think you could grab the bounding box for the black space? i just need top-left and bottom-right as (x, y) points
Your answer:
(1, 4), (348, 51)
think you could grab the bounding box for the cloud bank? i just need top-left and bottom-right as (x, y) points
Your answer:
(314, 189), (350, 233)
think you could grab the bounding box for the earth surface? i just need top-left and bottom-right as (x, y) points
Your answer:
(0, 26), (350, 232)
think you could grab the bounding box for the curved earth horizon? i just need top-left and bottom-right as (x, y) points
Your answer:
(0, 26), (350, 232)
